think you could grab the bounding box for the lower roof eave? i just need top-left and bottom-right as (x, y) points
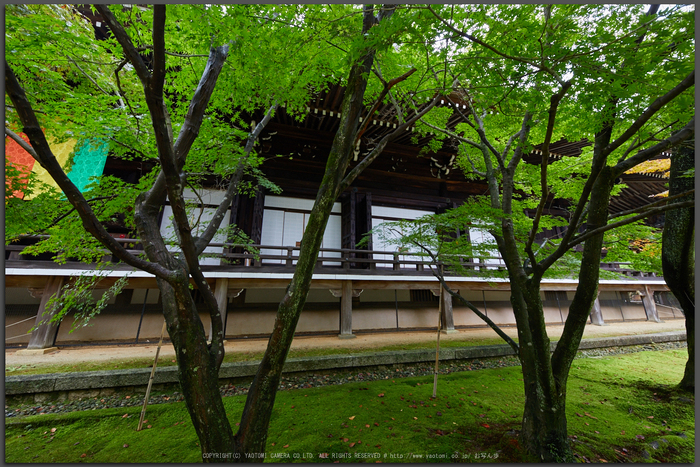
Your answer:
(5, 267), (670, 291)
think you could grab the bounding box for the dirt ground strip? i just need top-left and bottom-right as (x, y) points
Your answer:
(5, 319), (685, 367)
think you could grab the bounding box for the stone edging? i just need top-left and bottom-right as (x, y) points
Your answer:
(5, 331), (686, 396)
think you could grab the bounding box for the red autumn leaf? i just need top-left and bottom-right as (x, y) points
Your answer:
(147, 425), (152, 429)
(123, 444), (129, 448)
(377, 393), (384, 397)
(480, 423), (490, 428)
(122, 414), (128, 418)
(375, 444), (381, 448)
(576, 413), (583, 417)
(366, 424), (370, 428)
(272, 443), (276, 446)
(283, 444), (289, 448)
(80, 454), (87, 458)
(374, 423), (379, 427)
(342, 438), (349, 443)
(291, 406), (295, 409)
(647, 416), (654, 419)
(349, 443), (356, 448)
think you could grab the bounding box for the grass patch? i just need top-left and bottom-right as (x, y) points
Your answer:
(5, 349), (693, 463)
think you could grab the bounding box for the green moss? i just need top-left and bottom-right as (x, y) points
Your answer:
(5, 349), (693, 463)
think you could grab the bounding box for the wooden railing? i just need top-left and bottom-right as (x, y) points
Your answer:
(5, 236), (658, 278)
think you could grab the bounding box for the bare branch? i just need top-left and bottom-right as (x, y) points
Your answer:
(114, 60), (141, 135)
(172, 44), (230, 165)
(616, 119), (679, 164)
(108, 136), (150, 160)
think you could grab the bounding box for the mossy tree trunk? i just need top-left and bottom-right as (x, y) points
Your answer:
(662, 139), (695, 391)
(231, 5), (439, 457)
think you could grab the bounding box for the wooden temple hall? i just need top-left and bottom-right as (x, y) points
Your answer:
(5, 79), (684, 349)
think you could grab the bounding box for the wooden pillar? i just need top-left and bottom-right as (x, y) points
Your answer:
(641, 285), (662, 323)
(339, 280), (355, 339)
(589, 293), (605, 326)
(26, 276), (64, 351)
(208, 278), (229, 341)
(440, 288), (457, 334)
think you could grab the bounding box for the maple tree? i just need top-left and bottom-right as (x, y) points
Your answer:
(5, 4), (445, 460)
(371, 4), (694, 461)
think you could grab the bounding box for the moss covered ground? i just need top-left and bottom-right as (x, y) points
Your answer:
(5, 348), (693, 463)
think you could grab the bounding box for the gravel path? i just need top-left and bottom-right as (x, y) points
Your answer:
(5, 341), (687, 419)
(5, 319), (685, 367)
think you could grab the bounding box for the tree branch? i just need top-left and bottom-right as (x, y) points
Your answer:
(411, 237), (520, 353)
(566, 199), (694, 250)
(426, 5), (564, 84)
(95, 5), (151, 84)
(613, 116), (695, 177)
(66, 55), (112, 97)
(4, 61), (174, 281)
(609, 189), (694, 221)
(173, 44), (231, 166)
(194, 103), (278, 254)
(4, 126), (37, 158)
(524, 81), (572, 264)
(338, 94), (441, 193)
(603, 70), (694, 158)
(354, 67), (416, 147)
(114, 60), (141, 135)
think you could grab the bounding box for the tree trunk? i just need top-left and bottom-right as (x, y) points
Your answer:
(516, 168), (616, 462)
(156, 275), (236, 459)
(231, 6), (382, 458)
(662, 139), (694, 391)
(511, 278), (572, 462)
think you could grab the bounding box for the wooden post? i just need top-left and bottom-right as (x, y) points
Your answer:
(208, 278), (229, 341)
(138, 320), (167, 432)
(338, 280), (355, 339)
(25, 276), (64, 351)
(440, 287), (457, 333)
(433, 268), (443, 399)
(641, 285), (662, 323)
(589, 294), (605, 326)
